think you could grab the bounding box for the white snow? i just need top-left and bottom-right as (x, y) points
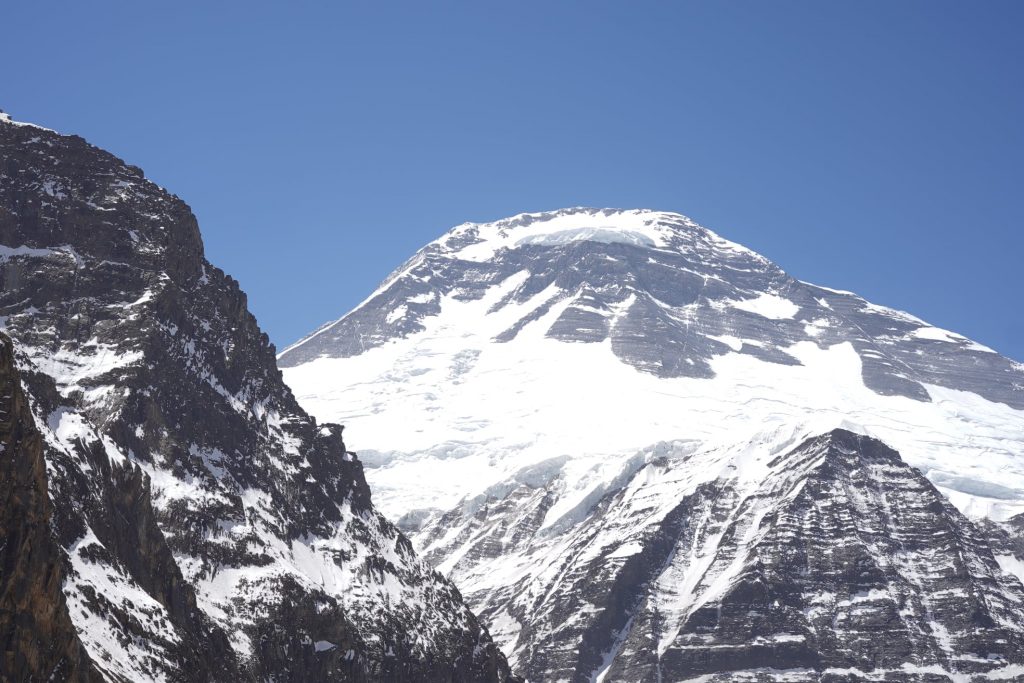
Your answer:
(286, 296), (1024, 528)
(0, 244), (58, 260)
(912, 326), (964, 343)
(0, 111), (57, 132)
(861, 301), (927, 325)
(804, 318), (831, 337)
(605, 541), (644, 559)
(912, 325), (997, 352)
(996, 554), (1024, 588)
(0, 243), (84, 269)
(385, 304), (408, 324)
(729, 292), (800, 319)
(64, 529), (182, 682)
(27, 338), (143, 400)
(515, 226), (658, 250)
(448, 209), (678, 262)
(801, 280), (856, 296)
(707, 334), (744, 352)
(47, 408), (92, 445)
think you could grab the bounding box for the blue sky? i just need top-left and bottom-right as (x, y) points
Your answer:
(4, 2), (1022, 360)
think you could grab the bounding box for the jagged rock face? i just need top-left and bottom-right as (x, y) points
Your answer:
(0, 335), (100, 682)
(593, 430), (1024, 682)
(448, 430), (1024, 682)
(0, 113), (515, 681)
(280, 208), (1024, 681)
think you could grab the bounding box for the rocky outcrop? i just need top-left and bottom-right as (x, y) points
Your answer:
(438, 430), (1024, 682)
(0, 112), (516, 681)
(0, 335), (99, 682)
(602, 430), (1024, 682)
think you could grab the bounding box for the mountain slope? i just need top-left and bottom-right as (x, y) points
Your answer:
(446, 427), (1024, 682)
(0, 111), (515, 681)
(0, 334), (101, 682)
(280, 209), (1024, 524)
(280, 208), (1024, 680)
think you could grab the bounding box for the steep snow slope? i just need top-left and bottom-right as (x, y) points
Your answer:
(281, 208), (1024, 680)
(0, 112), (515, 681)
(282, 208), (1024, 524)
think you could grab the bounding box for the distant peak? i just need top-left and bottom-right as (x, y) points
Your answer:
(437, 206), (751, 262)
(463, 207), (696, 232)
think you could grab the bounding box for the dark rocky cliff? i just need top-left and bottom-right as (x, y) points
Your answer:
(0, 112), (515, 682)
(0, 334), (99, 682)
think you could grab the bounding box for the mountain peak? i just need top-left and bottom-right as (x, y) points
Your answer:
(435, 207), (757, 263)
(281, 205), (1024, 527)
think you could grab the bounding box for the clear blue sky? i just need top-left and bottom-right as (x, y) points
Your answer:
(3, 2), (1022, 360)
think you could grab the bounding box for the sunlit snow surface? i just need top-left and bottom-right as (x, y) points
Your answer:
(284, 209), (1024, 526)
(288, 297), (1024, 523)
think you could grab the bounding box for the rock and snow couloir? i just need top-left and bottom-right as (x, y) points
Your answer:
(280, 207), (1024, 681)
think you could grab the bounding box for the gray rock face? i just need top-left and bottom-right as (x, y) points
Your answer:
(0, 112), (516, 681)
(428, 430), (1024, 682)
(604, 431), (1024, 682)
(279, 208), (1024, 411)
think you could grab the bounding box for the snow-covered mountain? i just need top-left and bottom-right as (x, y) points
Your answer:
(0, 112), (516, 682)
(280, 207), (1024, 681)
